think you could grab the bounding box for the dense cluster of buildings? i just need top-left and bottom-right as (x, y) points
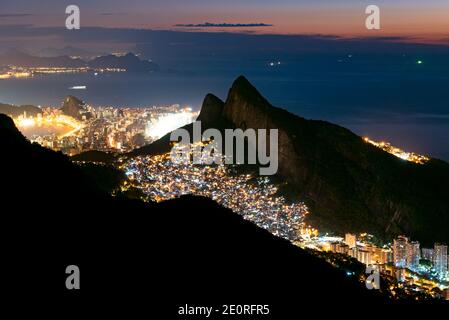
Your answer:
(297, 230), (448, 299)
(314, 233), (448, 295)
(329, 234), (393, 265)
(15, 103), (197, 156)
(391, 236), (448, 280)
(123, 152), (311, 241)
(0, 66), (32, 79)
(307, 233), (394, 266)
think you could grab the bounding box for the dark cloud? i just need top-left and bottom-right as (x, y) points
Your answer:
(0, 14), (33, 18)
(349, 36), (411, 42)
(2, 25), (449, 57)
(175, 22), (273, 28)
(99, 13), (125, 16)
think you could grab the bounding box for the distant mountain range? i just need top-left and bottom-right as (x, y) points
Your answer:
(37, 46), (103, 60)
(0, 49), (159, 72)
(0, 48), (85, 68)
(88, 52), (159, 72)
(0, 96), (89, 120)
(0, 102), (42, 118)
(132, 76), (449, 246)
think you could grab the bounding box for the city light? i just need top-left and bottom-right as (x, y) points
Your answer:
(123, 151), (311, 241)
(145, 109), (196, 139)
(12, 104), (198, 155)
(363, 137), (430, 164)
(17, 118), (36, 127)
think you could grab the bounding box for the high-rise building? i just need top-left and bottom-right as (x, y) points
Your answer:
(421, 248), (434, 262)
(434, 243), (448, 278)
(330, 242), (338, 253)
(345, 233), (357, 248)
(357, 249), (372, 265)
(395, 268), (406, 283)
(407, 241), (420, 270)
(348, 246), (357, 258)
(365, 246), (382, 264)
(337, 243), (349, 255)
(393, 236), (408, 268)
(380, 249), (393, 264)
(329, 242), (350, 255)
(369, 247), (392, 265)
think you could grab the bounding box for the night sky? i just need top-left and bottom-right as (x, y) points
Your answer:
(1, 0), (449, 39)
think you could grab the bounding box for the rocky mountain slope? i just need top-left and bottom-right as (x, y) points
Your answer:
(60, 95), (91, 120)
(133, 76), (449, 245)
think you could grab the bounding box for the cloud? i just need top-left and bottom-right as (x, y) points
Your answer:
(2, 25), (449, 57)
(0, 14), (33, 19)
(175, 22), (273, 28)
(99, 13), (124, 16)
(349, 36), (411, 42)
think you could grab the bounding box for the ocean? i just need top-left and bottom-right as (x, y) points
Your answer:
(1, 53), (448, 161)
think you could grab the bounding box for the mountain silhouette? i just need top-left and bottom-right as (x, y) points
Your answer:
(88, 52), (159, 72)
(38, 46), (102, 59)
(0, 48), (85, 67)
(0, 49), (159, 72)
(133, 76), (449, 246)
(0, 103), (42, 118)
(60, 95), (91, 120)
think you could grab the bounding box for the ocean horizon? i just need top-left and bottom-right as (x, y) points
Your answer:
(2, 53), (449, 161)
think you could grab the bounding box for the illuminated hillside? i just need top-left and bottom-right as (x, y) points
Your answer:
(363, 137), (429, 164)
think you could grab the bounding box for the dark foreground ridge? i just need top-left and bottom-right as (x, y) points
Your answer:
(133, 76), (449, 246)
(0, 113), (389, 312)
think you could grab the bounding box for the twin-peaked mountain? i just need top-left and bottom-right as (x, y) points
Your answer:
(133, 76), (449, 245)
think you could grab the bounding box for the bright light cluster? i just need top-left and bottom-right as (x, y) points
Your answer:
(14, 114), (84, 138)
(13, 104), (198, 155)
(145, 108), (196, 140)
(363, 137), (430, 164)
(0, 70), (32, 79)
(123, 152), (310, 241)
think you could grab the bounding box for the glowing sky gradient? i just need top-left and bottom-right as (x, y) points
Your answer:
(1, 0), (449, 42)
